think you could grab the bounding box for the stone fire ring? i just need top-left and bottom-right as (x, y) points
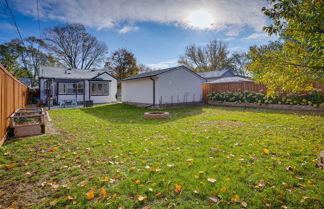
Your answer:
(144, 112), (169, 119)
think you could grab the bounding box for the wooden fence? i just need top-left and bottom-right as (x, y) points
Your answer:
(202, 81), (324, 101)
(0, 64), (29, 145)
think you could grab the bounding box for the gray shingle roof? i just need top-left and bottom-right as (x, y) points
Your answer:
(122, 65), (202, 81)
(19, 78), (31, 87)
(39, 66), (110, 80)
(197, 69), (231, 79)
(207, 76), (252, 84)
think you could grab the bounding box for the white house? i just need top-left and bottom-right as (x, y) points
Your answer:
(121, 65), (205, 107)
(39, 66), (117, 106)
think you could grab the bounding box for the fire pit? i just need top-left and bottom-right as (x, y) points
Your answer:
(144, 112), (169, 119)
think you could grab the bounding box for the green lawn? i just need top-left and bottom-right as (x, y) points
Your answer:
(0, 104), (323, 208)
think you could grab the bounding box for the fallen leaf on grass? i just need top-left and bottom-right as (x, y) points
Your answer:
(174, 184), (182, 193)
(220, 187), (227, 192)
(209, 196), (220, 204)
(155, 192), (162, 197)
(49, 146), (58, 152)
(135, 195), (147, 201)
(263, 148), (270, 154)
(193, 189), (199, 194)
(101, 188), (108, 197)
(6, 163), (16, 170)
(150, 168), (161, 172)
(167, 164), (174, 167)
(135, 180), (141, 184)
(207, 178), (216, 183)
(241, 201), (248, 207)
(100, 177), (109, 182)
(128, 167), (136, 171)
(230, 194), (241, 203)
(86, 190), (95, 199)
(258, 179), (265, 187)
(112, 193), (117, 199)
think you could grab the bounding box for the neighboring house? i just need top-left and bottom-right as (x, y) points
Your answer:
(197, 69), (235, 82)
(39, 66), (117, 105)
(206, 76), (252, 84)
(197, 69), (252, 84)
(121, 65), (205, 106)
(19, 78), (32, 88)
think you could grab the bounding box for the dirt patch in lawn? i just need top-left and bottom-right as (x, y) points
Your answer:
(0, 181), (53, 208)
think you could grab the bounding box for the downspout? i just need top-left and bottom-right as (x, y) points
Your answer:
(146, 76), (156, 108)
(150, 76), (155, 106)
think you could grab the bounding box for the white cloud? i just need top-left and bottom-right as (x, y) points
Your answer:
(243, 32), (269, 40)
(147, 59), (178, 70)
(12, 0), (268, 34)
(118, 25), (139, 34)
(0, 22), (16, 31)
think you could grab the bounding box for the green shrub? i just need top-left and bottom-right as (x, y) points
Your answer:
(208, 90), (324, 107)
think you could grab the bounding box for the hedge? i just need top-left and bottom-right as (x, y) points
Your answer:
(208, 90), (324, 107)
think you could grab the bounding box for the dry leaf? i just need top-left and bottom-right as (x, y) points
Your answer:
(258, 179), (265, 187)
(167, 164), (174, 167)
(49, 147), (58, 152)
(135, 195), (146, 201)
(263, 148), (270, 154)
(220, 187), (227, 192)
(6, 163), (16, 170)
(100, 177), (109, 182)
(86, 190), (95, 200)
(209, 196), (220, 204)
(193, 189), (199, 194)
(174, 184), (182, 193)
(112, 193), (117, 199)
(155, 192), (162, 197)
(241, 201), (248, 207)
(230, 194), (241, 203)
(128, 167), (136, 171)
(101, 188), (107, 197)
(135, 180), (141, 184)
(150, 168), (160, 172)
(207, 178), (216, 183)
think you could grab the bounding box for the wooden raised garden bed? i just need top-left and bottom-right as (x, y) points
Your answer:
(10, 108), (45, 137)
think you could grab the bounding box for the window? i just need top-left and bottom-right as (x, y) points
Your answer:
(58, 82), (84, 94)
(91, 81), (109, 96)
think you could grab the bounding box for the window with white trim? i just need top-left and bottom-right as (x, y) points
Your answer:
(58, 82), (84, 94)
(91, 81), (109, 96)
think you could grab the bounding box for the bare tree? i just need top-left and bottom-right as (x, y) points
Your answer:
(44, 24), (107, 69)
(230, 52), (251, 77)
(178, 40), (232, 72)
(105, 48), (139, 81)
(138, 64), (153, 73)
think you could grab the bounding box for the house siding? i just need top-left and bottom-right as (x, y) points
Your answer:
(156, 68), (204, 104)
(121, 67), (205, 105)
(121, 77), (154, 104)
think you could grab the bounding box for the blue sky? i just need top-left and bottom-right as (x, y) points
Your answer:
(0, 0), (277, 69)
